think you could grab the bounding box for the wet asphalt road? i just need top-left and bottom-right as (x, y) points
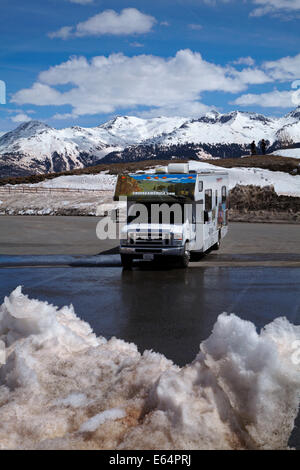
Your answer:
(1, 216), (300, 261)
(1, 265), (299, 366)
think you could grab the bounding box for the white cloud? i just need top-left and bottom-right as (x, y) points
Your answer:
(12, 82), (67, 106)
(188, 24), (203, 30)
(11, 50), (272, 118)
(50, 26), (73, 40)
(136, 101), (213, 119)
(231, 53), (300, 109)
(49, 8), (156, 39)
(200, 0), (300, 17)
(11, 113), (32, 123)
(233, 57), (256, 66)
(5, 108), (35, 115)
(263, 54), (300, 81)
(130, 42), (144, 48)
(201, 0), (232, 4)
(68, 0), (93, 4)
(232, 89), (297, 108)
(229, 66), (273, 85)
(250, 0), (300, 17)
(52, 112), (78, 120)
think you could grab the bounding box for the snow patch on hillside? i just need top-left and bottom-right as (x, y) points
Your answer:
(271, 149), (300, 159)
(30, 173), (117, 191)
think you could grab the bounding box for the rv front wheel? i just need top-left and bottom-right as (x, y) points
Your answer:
(121, 254), (133, 269)
(179, 244), (190, 268)
(212, 231), (221, 251)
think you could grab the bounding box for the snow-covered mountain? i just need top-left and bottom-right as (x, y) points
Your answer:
(102, 108), (300, 163)
(0, 121), (123, 177)
(100, 115), (188, 144)
(139, 111), (274, 146)
(1, 109), (300, 177)
(0, 117), (188, 177)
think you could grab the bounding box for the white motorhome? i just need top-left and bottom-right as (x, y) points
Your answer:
(114, 163), (229, 268)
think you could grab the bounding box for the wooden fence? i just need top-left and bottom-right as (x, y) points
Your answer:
(0, 186), (110, 194)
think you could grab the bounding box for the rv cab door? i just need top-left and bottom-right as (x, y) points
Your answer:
(193, 202), (204, 251)
(204, 189), (213, 224)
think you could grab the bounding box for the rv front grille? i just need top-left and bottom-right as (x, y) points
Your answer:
(128, 233), (171, 247)
(135, 249), (162, 254)
(135, 239), (164, 245)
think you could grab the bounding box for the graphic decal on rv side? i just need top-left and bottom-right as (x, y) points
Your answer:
(114, 174), (197, 201)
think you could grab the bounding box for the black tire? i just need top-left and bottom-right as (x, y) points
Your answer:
(121, 254), (133, 269)
(179, 244), (190, 268)
(212, 231), (221, 251)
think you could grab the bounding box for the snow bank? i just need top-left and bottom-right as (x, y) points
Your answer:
(188, 161), (300, 197)
(30, 173), (117, 191)
(271, 149), (300, 159)
(79, 409), (127, 433)
(0, 287), (299, 450)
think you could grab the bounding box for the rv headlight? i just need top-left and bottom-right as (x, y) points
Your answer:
(174, 233), (183, 241)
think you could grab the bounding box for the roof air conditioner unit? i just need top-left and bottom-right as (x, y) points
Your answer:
(167, 163), (189, 174)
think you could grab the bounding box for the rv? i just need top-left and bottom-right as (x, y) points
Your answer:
(114, 163), (229, 268)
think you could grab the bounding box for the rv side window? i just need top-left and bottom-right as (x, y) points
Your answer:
(198, 180), (203, 192)
(205, 189), (212, 211)
(222, 186), (227, 203)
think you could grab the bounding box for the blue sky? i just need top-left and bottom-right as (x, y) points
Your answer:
(0, 0), (300, 132)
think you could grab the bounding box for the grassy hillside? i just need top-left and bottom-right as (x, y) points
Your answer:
(0, 155), (299, 186)
(207, 155), (300, 174)
(0, 159), (188, 186)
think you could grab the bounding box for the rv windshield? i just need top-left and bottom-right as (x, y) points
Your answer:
(127, 202), (187, 225)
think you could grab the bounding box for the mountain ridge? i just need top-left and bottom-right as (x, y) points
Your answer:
(1, 108), (300, 177)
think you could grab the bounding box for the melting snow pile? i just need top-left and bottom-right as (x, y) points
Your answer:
(29, 173), (117, 191)
(271, 149), (300, 160)
(0, 287), (299, 450)
(188, 161), (300, 197)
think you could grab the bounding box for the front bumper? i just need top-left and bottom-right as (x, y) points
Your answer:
(120, 245), (185, 257)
